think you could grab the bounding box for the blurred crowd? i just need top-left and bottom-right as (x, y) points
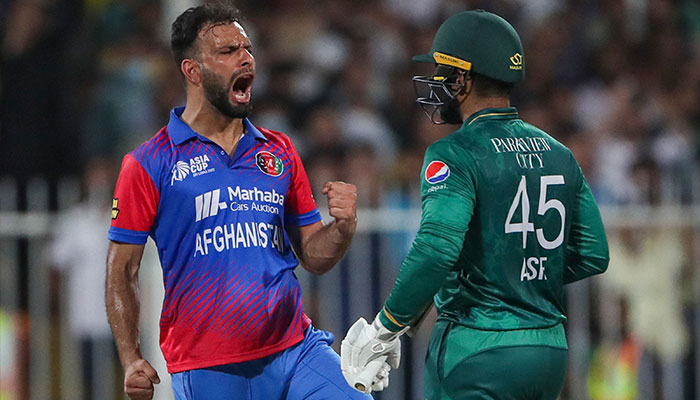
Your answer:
(2, 0), (700, 399)
(3, 0), (699, 207)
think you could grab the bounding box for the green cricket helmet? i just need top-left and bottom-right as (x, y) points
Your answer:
(412, 10), (524, 124)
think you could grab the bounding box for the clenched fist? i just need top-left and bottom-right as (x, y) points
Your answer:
(123, 359), (160, 400)
(323, 181), (357, 235)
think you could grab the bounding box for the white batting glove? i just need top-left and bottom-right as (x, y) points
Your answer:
(340, 352), (391, 394)
(341, 315), (407, 393)
(370, 360), (392, 392)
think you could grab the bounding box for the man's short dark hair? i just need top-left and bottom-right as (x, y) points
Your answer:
(171, 2), (242, 65)
(470, 72), (514, 98)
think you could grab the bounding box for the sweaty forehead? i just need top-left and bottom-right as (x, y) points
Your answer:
(199, 22), (250, 48)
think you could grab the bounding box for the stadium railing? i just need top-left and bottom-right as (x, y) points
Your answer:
(1, 176), (699, 400)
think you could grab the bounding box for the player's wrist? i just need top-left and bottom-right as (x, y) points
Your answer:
(120, 347), (145, 370)
(373, 312), (408, 341)
(377, 308), (408, 336)
(334, 215), (357, 234)
(328, 217), (356, 243)
(122, 357), (141, 372)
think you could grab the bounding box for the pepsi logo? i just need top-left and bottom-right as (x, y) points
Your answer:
(425, 161), (450, 184)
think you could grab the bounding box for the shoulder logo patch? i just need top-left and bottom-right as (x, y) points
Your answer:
(425, 161), (450, 184)
(256, 151), (284, 176)
(111, 198), (120, 220)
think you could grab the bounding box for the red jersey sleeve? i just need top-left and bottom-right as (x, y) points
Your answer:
(108, 154), (160, 244)
(284, 143), (321, 226)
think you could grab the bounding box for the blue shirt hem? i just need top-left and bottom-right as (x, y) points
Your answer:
(108, 226), (149, 244)
(285, 209), (322, 226)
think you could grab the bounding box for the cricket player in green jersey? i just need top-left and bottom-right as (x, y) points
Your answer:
(340, 10), (610, 399)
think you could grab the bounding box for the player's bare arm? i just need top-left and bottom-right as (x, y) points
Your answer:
(106, 241), (160, 400)
(288, 181), (357, 275)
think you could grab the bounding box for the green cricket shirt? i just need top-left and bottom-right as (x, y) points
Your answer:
(380, 107), (609, 334)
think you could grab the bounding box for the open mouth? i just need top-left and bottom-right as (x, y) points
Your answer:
(231, 74), (254, 103)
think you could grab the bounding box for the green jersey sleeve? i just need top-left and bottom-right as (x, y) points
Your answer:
(564, 167), (610, 283)
(380, 139), (476, 331)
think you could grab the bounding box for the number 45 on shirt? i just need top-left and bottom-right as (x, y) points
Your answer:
(505, 175), (566, 281)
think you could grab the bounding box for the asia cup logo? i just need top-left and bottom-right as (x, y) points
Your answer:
(171, 161), (190, 185)
(425, 160), (450, 184)
(255, 151), (284, 176)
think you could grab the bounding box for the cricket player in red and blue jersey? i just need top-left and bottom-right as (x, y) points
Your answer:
(105, 4), (376, 400)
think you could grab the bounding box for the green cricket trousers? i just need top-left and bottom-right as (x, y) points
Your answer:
(424, 320), (568, 400)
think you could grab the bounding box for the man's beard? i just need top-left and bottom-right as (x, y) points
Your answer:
(201, 67), (252, 119)
(438, 97), (463, 125)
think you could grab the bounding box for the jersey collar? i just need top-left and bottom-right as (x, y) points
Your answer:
(465, 107), (519, 126)
(167, 106), (268, 145)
